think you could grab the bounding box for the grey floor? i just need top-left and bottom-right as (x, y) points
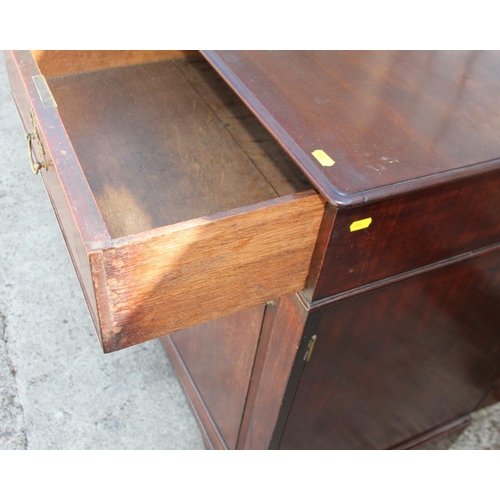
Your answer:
(1, 52), (499, 450)
(0, 52), (204, 450)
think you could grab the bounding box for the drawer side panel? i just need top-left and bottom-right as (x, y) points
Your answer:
(4, 50), (111, 334)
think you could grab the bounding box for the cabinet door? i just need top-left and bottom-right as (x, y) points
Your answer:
(164, 304), (266, 450)
(279, 248), (500, 449)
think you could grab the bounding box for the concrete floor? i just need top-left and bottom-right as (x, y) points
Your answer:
(1, 51), (499, 450)
(0, 52), (204, 450)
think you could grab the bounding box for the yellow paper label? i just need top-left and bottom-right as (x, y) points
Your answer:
(311, 149), (335, 167)
(350, 218), (372, 232)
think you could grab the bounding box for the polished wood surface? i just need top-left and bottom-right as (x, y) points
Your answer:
(163, 52), (500, 448)
(162, 336), (226, 449)
(311, 168), (500, 300)
(168, 304), (265, 449)
(237, 294), (311, 449)
(279, 246), (500, 449)
(204, 51), (500, 207)
(8, 50), (500, 449)
(394, 416), (471, 450)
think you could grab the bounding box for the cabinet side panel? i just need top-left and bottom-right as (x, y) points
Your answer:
(281, 247), (500, 449)
(314, 169), (500, 300)
(166, 304), (265, 450)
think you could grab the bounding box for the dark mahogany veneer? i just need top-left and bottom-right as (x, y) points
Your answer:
(7, 50), (500, 449)
(165, 51), (500, 449)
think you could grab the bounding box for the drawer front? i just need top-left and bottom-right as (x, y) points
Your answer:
(310, 168), (500, 301)
(91, 192), (324, 352)
(6, 50), (325, 352)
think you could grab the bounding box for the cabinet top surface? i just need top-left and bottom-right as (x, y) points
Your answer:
(203, 50), (500, 206)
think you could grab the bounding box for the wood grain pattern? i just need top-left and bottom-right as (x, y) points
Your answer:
(10, 49), (500, 451)
(302, 203), (337, 302)
(48, 58), (284, 238)
(95, 191), (324, 352)
(204, 51), (500, 207)
(7, 50), (324, 353)
(32, 50), (198, 78)
(279, 246), (500, 449)
(5, 50), (111, 333)
(162, 336), (228, 449)
(237, 294), (310, 449)
(168, 304), (265, 449)
(312, 168), (500, 300)
(175, 56), (313, 197)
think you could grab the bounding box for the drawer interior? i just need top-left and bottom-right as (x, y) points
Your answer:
(39, 51), (313, 238)
(12, 50), (325, 352)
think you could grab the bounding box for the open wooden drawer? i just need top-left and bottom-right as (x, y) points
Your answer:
(5, 50), (325, 352)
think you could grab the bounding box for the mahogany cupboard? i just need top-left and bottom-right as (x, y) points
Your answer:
(5, 50), (500, 449)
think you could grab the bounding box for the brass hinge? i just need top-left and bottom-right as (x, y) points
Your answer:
(304, 335), (317, 362)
